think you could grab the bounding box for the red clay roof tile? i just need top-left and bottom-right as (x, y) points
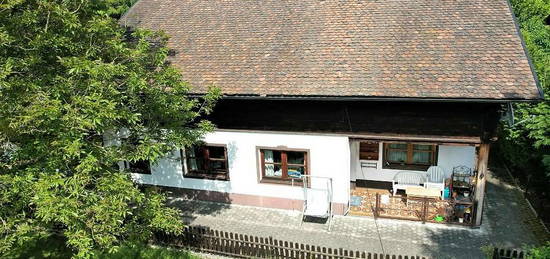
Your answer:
(122, 0), (541, 100)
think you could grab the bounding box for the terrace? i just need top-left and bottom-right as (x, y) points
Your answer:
(349, 186), (472, 226)
(166, 168), (539, 257)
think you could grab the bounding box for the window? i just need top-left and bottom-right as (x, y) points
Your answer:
(182, 145), (229, 180)
(260, 148), (308, 185)
(121, 136), (151, 174)
(123, 160), (151, 174)
(383, 143), (437, 170)
(359, 141), (379, 160)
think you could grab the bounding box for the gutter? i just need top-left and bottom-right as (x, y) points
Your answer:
(191, 94), (541, 103)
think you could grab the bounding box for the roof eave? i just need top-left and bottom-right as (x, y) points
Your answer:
(190, 93), (544, 103)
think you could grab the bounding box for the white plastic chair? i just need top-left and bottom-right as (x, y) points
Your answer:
(425, 166), (446, 198)
(300, 175), (333, 231)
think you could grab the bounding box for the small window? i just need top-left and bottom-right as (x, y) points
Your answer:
(123, 160), (151, 174)
(182, 145), (229, 180)
(121, 136), (151, 174)
(383, 143), (437, 170)
(260, 148), (308, 185)
(359, 141), (379, 160)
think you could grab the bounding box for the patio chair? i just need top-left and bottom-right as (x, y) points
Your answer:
(300, 175), (333, 231)
(425, 166), (446, 198)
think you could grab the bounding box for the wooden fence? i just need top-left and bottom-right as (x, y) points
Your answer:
(153, 226), (428, 259)
(153, 226), (527, 259)
(373, 194), (474, 226)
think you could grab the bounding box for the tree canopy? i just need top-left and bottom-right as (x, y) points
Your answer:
(507, 0), (550, 147)
(0, 0), (219, 257)
(501, 0), (550, 173)
(498, 0), (550, 226)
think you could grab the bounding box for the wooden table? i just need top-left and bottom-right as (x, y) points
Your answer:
(405, 186), (441, 200)
(405, 187), (441, 206)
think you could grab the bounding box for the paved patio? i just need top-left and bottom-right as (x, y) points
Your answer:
(167, 170), (539, 258)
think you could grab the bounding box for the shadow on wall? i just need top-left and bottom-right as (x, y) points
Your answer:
(418, 165), (538, 258)
(227, 141), (238, 171)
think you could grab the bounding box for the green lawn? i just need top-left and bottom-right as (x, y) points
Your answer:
(5, 235), (200, 259)
(96, 245), (200, 259)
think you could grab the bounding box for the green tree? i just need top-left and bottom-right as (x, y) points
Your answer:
(0, 0), (219, 257)
(526, 242), (550, 259)
(500, 0), (550, 179)
(508, 0), (550, 148)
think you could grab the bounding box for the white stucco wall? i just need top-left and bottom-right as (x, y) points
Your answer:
(131, 130), (351, 204)
(352, 142), (476, 182)
(437, 145), (476, 176)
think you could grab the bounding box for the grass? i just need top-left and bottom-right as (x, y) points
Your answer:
(5, 234), (200, 259)
(97, 245), (200, 259)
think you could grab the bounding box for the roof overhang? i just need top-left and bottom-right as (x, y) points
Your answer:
(349, 133), (482, 145)
(191, 93), (543, 103)
(217, 129), (482, 144)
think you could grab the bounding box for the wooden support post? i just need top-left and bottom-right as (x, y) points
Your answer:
(474, 143), (490, 226)
(374, 193), (380, 218)
(422, 197), (428, 224)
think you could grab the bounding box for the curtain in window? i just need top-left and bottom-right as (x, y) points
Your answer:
(412, 152), (430, 164)
(412, 144), (431, 164)
(264, 150), (282, 177)
(187, 148), (199, 171)
(388, 150), (407, 162)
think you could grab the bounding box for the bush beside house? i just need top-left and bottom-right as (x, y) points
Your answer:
(498, 0), (550, 228)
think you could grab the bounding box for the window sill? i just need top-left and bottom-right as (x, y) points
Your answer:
(185, 172), (229, 181)
(260, 177), (308, 187)
(383, 164), (431, 171)
(127, 170), (152, 175)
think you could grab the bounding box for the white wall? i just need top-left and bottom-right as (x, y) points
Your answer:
(437, 145), (476, 177)
(354, 142), (476, 182)
(131, 130), (351, 204)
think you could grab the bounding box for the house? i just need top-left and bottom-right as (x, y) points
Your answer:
(120, 0), (542, 226)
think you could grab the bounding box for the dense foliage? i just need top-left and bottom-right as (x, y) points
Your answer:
(4, 234), (198, 259)
(0, 0), (219, 257)
(526, 242), (550, 259)
(499, 0), (550, 200)
(525, 242), (550, 259)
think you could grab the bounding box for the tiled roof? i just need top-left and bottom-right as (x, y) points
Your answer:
(122, 0), (541, 100)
